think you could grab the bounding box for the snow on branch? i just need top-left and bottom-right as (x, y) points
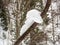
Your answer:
(14, 0), (51, 45)
(20, 9), (43, 36)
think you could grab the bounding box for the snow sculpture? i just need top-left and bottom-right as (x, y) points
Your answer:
(20, 9), (43, 36)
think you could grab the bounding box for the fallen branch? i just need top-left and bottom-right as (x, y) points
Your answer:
(14, 0), (51, 45)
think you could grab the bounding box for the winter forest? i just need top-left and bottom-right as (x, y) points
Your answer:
(0, 0), (60, 45)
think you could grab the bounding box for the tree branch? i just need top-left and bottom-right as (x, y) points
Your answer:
(14, 0), (51, 45)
